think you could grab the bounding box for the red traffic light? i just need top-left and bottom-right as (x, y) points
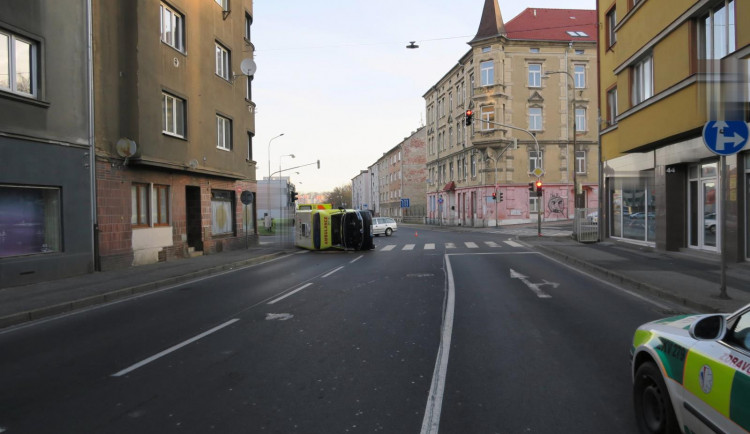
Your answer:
(535, 180), (542, 188)
(466, 110), (473, 116)
(465, 110), (473, 126)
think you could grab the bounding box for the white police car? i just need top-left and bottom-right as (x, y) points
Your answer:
(631, 303), (750, 434)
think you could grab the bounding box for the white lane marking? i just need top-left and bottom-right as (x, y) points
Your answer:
(112, 318), (240, 377)
(509, 269), (553, 298)
(504, 240), (523, 248)
(465, 242), (478, 248)
(265, 313), (293, 321)
(267, 283), (313, 305)
(403, 244), (416, 251)
(424, 243), (436, 250)
(381, 245), (396, 251)
(350, 255), (364, 264)
(445, 243), (456, 249)
(420, 255), (455, 434)
(485, 241), (500, 248)
(322, 266), (344, 278)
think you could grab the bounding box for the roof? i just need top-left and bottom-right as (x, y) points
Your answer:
(504, 8), (597, 42)
(471, 0), (506, 43)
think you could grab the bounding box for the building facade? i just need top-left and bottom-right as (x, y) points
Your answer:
(0, 0), (95, 287)
(93, 0), (257, 269)
(351, 170), (372, 212)
(598, 0), (748, 258)
(425, 1), (599, 227)
(375, 127), (427, 220)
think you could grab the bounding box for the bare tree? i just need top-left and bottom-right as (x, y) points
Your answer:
(325, 184), (352, 208)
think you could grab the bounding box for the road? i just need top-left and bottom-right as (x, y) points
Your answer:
(0, 227), (674, 433)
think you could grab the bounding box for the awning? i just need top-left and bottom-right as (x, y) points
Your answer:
(443, 181), (455, 191)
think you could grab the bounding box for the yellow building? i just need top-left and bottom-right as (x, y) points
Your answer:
(598, 0), (748, 257)
(425, 0), (598, 227)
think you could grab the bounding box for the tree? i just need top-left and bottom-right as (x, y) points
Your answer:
(325, 184), (352, 208)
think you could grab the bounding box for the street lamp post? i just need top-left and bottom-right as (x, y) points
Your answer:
(279, 154), (295, 241)
(485, 153), (499, 227)
(266, 133), (284, 229)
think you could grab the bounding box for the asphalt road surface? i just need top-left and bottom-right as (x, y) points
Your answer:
(0, 227), (674, 433)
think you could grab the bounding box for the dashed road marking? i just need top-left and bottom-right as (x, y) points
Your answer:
(424, 243), (436, 250)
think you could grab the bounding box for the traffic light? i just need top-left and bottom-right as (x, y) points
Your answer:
(529, 182), (535, 192)
(289, 190), (299, 204)
(535, 180), (543, 197)
(492, 191), (497, 201)
(498, 191), (504, 202)
(465, 109), (473, 126)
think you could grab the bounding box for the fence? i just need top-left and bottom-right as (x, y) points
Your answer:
(575, 207), (598, 243)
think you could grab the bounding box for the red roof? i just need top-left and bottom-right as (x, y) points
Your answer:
(504, 8), (597, 42)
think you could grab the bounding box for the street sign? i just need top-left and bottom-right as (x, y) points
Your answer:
(401, 198), (410, 208)
(531, 167), (545, 178)
(240, 190), (254, 205)
(702, 121), (749, 156)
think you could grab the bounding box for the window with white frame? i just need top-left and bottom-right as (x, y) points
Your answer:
(0, 30), (37, 97)
(162, 92), (185, 137)
(132, 183), (149, 227)
(480, 105), (495, 130)
(216, 114), (232, 150)
(246, 75), (252, 101)
(528, 64), (542, 87)
(529, 196), (540, 213)
(529, 107), (543, 131)
(574, 65), (586, 88)
(244, 12), (252, 41)
(575, 107), (587, 131)
(480, 60), (494, 86)
(575, 150), (586, 174)
(152, 184), (170, 226)
(607, 87), (618, 125)
(160, 3), (184, 52)
(529, 150), (543, 172)
(699, 0), (735, 60)
(215, 42), (230, 80)
(632, 55), (653, 105)
(471, 153), (477, 177)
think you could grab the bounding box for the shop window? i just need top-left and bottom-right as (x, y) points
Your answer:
(0, 185), (61, 257)
(211, 190), (235, 235)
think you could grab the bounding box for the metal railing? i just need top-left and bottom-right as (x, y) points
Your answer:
(575, 207), (598, 243)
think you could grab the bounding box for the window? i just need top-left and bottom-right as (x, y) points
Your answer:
(162, 92), (185, 137)
(699, 0), (736, 60)
(0, 185), (61, 257)
(632, 55), (653, 105)
(726, 310), (750, 352)
(0, 30), (37, 96)
(247, 131), (254, 161)
(575, 108), (587, 131)
(574, 65), (585, 88)
(245, 75), (252, 101)
(449, 162), (454, 181)
(529, 150), (543, 172)
(482, 46), (491, 53)
(529, 107), (542, 131)
(215, 42), (230, 80)
(607, 87), (618, 125)
(131, 183), (149, 227)
(153, 185), (170, 226)
(160, 3), (184, 52)
(528, 64), (542, 87)
(470, 74), (475, 96)
(480, 60), (494, 86)
(480, 105), (495, 131)
(575, 150), (586, 174)
(606, 8), (617, 47)
(211, 190), (235, 236)
(530, 48), (540, 54)
(471, 154), (477, 178)
(575, 49), (585, 55)
(244, 12), (252, 41)
(217, 114), (232, 150)
(215, 0), (228, 10)
(566, 31), (589, 37)
(449, 92), (453, 110)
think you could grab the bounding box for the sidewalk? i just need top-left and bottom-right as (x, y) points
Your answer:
(520, 234), (750, 314)
(0, 245), (290, 329)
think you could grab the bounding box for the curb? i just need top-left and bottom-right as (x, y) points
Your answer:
(0, 251), (288, 330)
(522, 241), (725, 314)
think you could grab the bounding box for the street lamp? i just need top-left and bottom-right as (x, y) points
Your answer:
(544, 70), (580, 211)
(266, 133), (284, 227)
(279, 154), (295, 232)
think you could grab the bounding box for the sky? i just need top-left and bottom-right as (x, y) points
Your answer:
(252, 0), (595, 193)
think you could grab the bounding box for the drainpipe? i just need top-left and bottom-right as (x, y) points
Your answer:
(86, 0), (99, 271)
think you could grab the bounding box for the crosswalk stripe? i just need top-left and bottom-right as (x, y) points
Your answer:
(445, 243), (456, 249)
(504, 240), (523, 248)
(465, 242), (478, 248)
(424, 243), (436, 250)
(403, 244), (415, 251)
(485, 241), (500, 248)
(381, 245), (396, 251)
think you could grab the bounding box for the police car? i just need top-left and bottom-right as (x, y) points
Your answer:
(631, 303), (750, 434)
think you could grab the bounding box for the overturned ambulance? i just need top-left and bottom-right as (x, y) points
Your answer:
(294, 204), (375, 251)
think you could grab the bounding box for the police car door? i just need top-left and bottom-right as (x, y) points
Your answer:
(680, 308), (750, 434)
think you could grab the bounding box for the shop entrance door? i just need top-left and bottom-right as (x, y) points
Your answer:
(688, 163), (718, 251)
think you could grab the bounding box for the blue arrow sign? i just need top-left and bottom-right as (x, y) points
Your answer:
(702, 121), (749, 156)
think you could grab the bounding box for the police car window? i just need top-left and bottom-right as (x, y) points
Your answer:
(727, 311), (750, 352)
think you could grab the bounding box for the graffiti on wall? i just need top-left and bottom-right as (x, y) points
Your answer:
(546, 193), (566, 218)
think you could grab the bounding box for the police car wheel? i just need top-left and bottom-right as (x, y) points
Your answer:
(633, 362), (679, 434)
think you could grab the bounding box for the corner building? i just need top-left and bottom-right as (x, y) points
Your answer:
(93, 0), (257, 269)
(425, 0), (598, 227)
(597, 0), (748, 257)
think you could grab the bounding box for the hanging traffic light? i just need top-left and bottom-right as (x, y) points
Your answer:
(465, 109), (473, 126)
(535, 180), (543, 197)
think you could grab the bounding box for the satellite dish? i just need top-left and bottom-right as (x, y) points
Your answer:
(115, 138), (137, 158)
(188, 159), (199, 169)
(240, 58), (257, 76)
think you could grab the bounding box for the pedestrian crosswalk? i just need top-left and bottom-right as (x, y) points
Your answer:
(375, 240), (525, 252)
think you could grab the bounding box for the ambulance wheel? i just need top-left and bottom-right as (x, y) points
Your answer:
(633, 361), (678, 434)
(361, 212), (375, 250)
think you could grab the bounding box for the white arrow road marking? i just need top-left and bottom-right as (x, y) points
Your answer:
(510, 269), (554, 298)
